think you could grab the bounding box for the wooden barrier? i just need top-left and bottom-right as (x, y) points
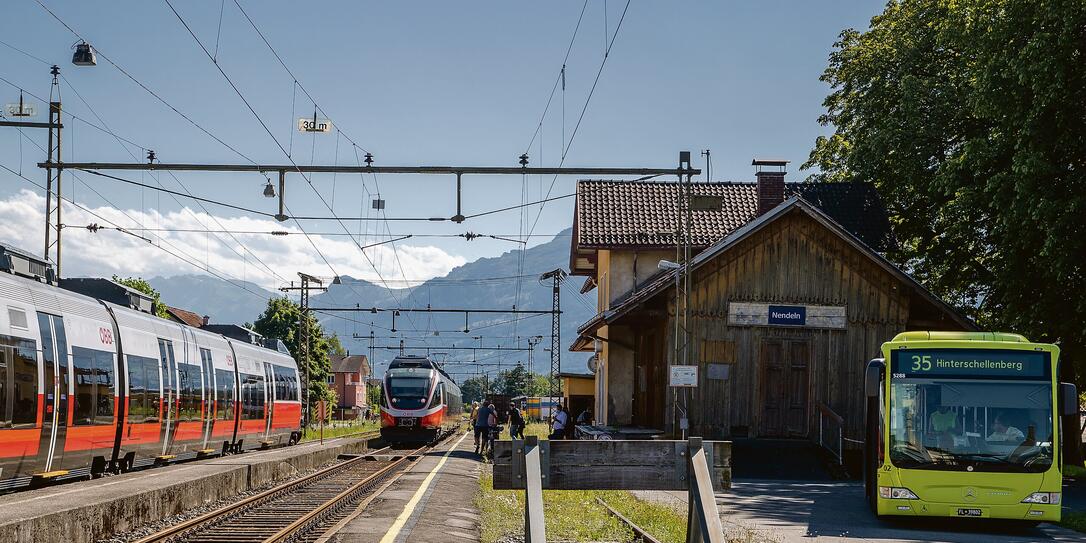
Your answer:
(492, 436), (731, 543)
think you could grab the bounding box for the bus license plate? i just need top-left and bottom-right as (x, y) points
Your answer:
(957, 508), (983, 517)
(398, 418), (416, 427)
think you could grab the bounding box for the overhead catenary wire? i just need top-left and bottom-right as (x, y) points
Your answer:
(33, 0), (258, 163)
(522, 0), (590, 155)
(79, 169), (276, 217)
(160, 0), (428, 339)
(7, 13), (291, 287)
(3, 160), (403, 333)
(526, 0), (632, 240)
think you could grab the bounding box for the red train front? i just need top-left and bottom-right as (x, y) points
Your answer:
(380, 356), (462, 445)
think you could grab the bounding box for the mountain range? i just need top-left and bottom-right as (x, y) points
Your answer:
(149, 228), (597, 379)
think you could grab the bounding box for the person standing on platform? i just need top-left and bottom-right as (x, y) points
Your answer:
(509, 402), (525, 440)
(470, 401), (484, 451)
(549, 404), (568, 440)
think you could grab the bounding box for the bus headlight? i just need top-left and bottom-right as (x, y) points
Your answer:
(1022, 492), (1060, 505)
(879, 486), (919, 500)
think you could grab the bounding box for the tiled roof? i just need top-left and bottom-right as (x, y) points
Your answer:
(331, 354), (369, 376)
(166, 306), (205, 328)
(574, 180), (895, 251)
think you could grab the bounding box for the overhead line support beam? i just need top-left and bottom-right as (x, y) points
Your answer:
(40, 162), (700, 176)
(308, 307), (559, 314)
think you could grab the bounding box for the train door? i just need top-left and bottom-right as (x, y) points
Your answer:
(199, 347), (215, 448)
(36, 312), (69, 472)
(157, 339), (178, 455)
(263, 362), (275, 438)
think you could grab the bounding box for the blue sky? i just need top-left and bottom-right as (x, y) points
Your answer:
(0, 1), (886, 287)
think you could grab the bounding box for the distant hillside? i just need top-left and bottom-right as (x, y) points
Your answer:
(315, 228), (596, 377)
(149, 275), (273, 325)
(146, 229), (597, 381)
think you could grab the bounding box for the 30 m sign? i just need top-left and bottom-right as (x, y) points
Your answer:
(298, 117), (333, 133)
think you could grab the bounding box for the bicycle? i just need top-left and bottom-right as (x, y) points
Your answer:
(481, 424), (503, 459)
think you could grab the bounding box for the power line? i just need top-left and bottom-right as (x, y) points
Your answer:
(160, 0), (426, 338)
(527, 0), (633, 239)
(12, 10), (290, 287)
(33, 0), (257, 163)
(79, 169), (276, 216)
(522, 0), (590, 155)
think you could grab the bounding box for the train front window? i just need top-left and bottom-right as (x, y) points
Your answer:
(888, 349), (1053, 473)
(387, 376), (430, 410)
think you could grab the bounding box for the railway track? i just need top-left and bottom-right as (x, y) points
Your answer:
(597, 497), (664, 543)
(134, 444), (427, 543)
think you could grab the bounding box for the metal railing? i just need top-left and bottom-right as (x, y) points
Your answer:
(816, 402), (844, 465)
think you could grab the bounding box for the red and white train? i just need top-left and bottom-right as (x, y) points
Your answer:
(380, 356), (463, 444)
(0, 246), (302, 490)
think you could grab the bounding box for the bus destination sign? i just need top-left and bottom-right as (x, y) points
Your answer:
(891, 349), (1048, 379)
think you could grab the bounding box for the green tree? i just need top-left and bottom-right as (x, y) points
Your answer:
(493, 365), (533, 397)
(367, 380), (384, 408)
(807, 0), (1085, 460)
(326, 333), (347, 358)
(460, 376), (487, 404)
(526, 373), (554, 397)
(112, 276), (170, 319)
(251, 297), (336, 415)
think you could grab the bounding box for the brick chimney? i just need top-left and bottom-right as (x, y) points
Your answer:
(753, 159), (789, 216)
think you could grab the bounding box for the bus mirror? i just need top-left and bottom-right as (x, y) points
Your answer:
(865, 359), (885, 398)
(1059, 382), (1078, 417)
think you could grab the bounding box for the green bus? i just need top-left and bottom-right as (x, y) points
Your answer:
(863, 331), (1078, 523)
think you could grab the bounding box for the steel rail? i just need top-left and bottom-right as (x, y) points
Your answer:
(596, 497), (664, 543)
(265, 451), (422, 542)
(131, 445), (395, 543)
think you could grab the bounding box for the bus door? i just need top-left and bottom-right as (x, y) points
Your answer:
(263, 362), (275, 437)
(198, 347), (215, 448)
(157, 339), (178, 455)
(36, 312), (69, 473)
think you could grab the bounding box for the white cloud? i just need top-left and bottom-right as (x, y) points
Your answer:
(0, 189), (465, 288)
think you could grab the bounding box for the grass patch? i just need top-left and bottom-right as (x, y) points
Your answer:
(1061, 511), (1086, 533)
(301, 420), (379, 442)
(477, 421), (776, 543)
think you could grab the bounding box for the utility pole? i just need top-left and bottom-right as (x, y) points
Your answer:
(540, 269), (566, 409)
(279, 273), (326, 428)
(1, 66), (63, 276)
(526, 335), (543, 376)
(672, 151), (695, 438)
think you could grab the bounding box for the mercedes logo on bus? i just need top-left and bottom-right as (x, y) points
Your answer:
(963, 487), (978, 502)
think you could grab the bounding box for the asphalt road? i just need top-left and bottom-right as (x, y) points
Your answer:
(710, 480), (1084, 543)
(635, 480), (1083, 542)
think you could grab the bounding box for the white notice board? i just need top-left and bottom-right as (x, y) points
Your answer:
(669, 365), (698, 387)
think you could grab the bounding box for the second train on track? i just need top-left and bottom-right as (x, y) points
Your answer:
(380, 355), (462, 444)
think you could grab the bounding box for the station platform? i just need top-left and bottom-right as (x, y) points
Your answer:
(321, 430), (482, 543)
(0, 435), (379, 543)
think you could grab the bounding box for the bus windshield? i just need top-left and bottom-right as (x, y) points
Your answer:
(387, 375), (432, 410)
(888, 349), (1054, 473)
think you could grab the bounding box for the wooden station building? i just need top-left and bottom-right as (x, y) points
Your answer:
(569, 160), (975, 444)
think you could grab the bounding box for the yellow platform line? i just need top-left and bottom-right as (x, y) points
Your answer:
(378, 431), (470, 543)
